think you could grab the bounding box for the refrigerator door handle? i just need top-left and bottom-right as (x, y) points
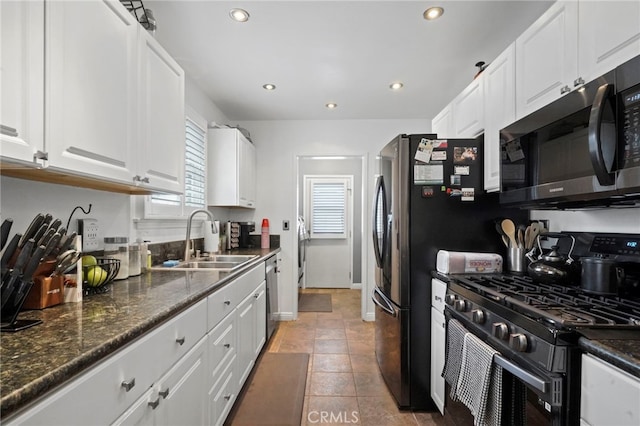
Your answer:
(372, 287), (396, 317)
(372, 175), (387, 268)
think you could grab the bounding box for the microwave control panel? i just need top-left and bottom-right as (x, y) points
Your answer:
(622, 85), (640, 167)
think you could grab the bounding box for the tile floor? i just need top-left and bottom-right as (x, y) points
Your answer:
(265, 288), (445, 426)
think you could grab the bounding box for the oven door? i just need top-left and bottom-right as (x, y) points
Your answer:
(444, 310), (578, 425)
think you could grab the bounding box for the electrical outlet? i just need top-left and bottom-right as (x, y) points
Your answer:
(78, 218), (100, 252)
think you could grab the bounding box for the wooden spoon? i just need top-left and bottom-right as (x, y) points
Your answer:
(501, 219), (518, 248)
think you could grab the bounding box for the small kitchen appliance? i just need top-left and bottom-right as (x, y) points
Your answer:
(238, 222), (255, 248)
(438, 232), (640, 424)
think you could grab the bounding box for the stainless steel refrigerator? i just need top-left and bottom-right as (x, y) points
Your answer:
(371, 134), (527, 410)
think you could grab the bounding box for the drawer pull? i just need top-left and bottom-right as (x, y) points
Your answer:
(224, 343), (231, 348)
(224, 395), (231, 401)
(159, 387), (170, 399)
(224, 300), (231, 306)
(121, 378), (136, 392)
(176, 336), (186, 346)
(254, 293), (259, 298)
(148, 397), (160, 409)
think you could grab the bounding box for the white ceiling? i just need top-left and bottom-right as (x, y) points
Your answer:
(145, 0), (554, 122)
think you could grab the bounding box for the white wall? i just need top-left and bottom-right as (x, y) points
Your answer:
(531, 208), (640, 234)
(235, 119), (431, 321)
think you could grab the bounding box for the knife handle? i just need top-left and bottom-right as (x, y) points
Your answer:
(1, 233), (22, 272)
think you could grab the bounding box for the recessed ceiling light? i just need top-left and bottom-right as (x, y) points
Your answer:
(423, 6), (444, 20)
(390, 82), (404, 90)
(326, 103), (338, 109)
(230, 8), (250, 22)
(263, 84), (276, 90)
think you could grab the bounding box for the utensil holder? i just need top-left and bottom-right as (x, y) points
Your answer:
(507, 247), (525, 274)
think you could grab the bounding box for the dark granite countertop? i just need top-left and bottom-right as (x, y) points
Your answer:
(578, 329), (640, 378)
(0, 248), (279, 419)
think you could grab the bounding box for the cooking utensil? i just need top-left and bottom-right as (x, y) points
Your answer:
(43, 233), (62, 259)
(12, 245), (46, 306)
(18, 213), (45, 248)
(47, 218), (62, 233)
(517, 225), (526, 249)
(494, 219), (510, 248)
(524, 225), (532, 249)
(501, 219), (518, 248)
(1, 239), (34, 309)
(527, 233), (579, 285)
(37, 228), (57, 248)
(580, 257), (625, 295)
(1, 219), (13, 250)
(42, 213), (53, 227)
(56, 232), (77, 256)
(52, 249), (81, 277)
(32, 224), (50, 248)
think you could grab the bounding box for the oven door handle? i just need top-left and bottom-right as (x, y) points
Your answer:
(372, 287), (396, 317)
(494, 354), (548, 393)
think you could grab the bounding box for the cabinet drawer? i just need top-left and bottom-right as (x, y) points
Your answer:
(234, 263), (265, 302)
(208, 312), (237, 384)
(209, 361), (236, 426)
(431, 278), (447, 313)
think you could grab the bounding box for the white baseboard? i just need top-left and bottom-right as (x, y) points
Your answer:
(351, 283), (362, 290)
(363, 312), (375, 322)
(276, 312), (296, 321)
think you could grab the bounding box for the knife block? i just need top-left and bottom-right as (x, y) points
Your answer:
(23, 273), (64, 310)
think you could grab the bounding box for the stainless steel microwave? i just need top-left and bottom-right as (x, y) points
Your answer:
(499, 54), (640, 209)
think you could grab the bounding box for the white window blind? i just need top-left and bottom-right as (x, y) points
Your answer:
(307, 178), (348, 239)
(184, 117), (206, 208)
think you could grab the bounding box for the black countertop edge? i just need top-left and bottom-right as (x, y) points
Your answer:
(578, 335), (640, 378)
(0, 248), (280, 419)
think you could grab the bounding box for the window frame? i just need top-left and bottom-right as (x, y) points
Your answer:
(303, 175), (351, 240)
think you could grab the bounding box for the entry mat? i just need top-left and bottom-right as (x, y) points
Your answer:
(227, 352), (309, 425)
(298, 293), (333, 312)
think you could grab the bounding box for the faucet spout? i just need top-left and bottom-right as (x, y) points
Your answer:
(184, 209), (216, 262)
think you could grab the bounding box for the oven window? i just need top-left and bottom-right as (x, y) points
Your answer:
(535, 107), (592, 184)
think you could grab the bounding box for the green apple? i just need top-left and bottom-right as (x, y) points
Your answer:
(85, 265), (107, 287)
(81, 255), (98, 267)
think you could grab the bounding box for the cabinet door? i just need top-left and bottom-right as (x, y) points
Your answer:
(430, 308), (446, 415)
(581, 354), (640, 426)
(137, 29), (185, 194)
(483, 43), (516, 192)
(431, 104), (453, 137)
(111, 388), (155, 426)
(236, 292), (256, 389)
(578, 1), (640, 83)
(45, 0), (137, 183)
(253, 281), (266, 358)
(516, 1), (578, 119)
(0, 0), (44, 165)
(238, 137), (256, 208)
(452, 77), (484, 138)
(156, 337), (208, 426)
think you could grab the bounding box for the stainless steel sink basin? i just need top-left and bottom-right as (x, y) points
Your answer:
(152, 255), (258, 271)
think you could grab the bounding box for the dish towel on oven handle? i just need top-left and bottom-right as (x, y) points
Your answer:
(442, 318), (466, 400)
(456, 332), (503, 426)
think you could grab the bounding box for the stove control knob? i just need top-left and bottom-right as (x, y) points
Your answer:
(492, 322), (509, 340)
(444, 294), (456, 306)
(472, 309), (486, 324)
(509, 333), (529, 352)
(454, 299), (469, 312)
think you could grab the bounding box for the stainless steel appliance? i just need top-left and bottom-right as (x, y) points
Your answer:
(371, 134), (527, 409)
(238, 221), (255, 248)
(440, 232), (640, 425)
(297, 216), (308, 287)
(500, 54), (640, 209)
(265, 254), (279, 341)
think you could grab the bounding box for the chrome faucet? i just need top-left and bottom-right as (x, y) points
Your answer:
(184, 209), (218, 262)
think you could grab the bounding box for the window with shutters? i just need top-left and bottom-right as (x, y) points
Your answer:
(305, 176), (350, 239)
(145, 107), (207, 217)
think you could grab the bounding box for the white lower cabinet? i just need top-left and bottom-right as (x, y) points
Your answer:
(5, 261), (269, 426)
(580, 354), (640, 426)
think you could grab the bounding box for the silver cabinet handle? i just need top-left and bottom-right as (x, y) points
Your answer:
(560, 85), (571, 94)
(574, 77), (585, 87)
(254, 293), (259, 298)
(141, 177), (150, 183)
(176, 336), (186, 346)
(224, 343), (231, 348)
(0, 124), (18, 136)
(224, 395), (231, 401)
(224, 300), (231, 305)
(133, 175), (141, 183)
(159, 387), (170, 399)
(148, 397), (160, 409)
(121, 378), (136, 392)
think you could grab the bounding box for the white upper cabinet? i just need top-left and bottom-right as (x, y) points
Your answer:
(515, 1), (578, 119)
(45, 0), (138, 183)
(578, 1), (640, 82)
(0, 1), (45, 165)
(208, 128), (256, 208)
(136, 29), (185, 194)
(516, 0), (640, 120)
(431, 103), (453, 137)
(452, 76), (485, 138)
(483, 43), (516, 192)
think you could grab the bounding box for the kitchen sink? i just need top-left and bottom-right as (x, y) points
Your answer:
(152, 255), (258, 272)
